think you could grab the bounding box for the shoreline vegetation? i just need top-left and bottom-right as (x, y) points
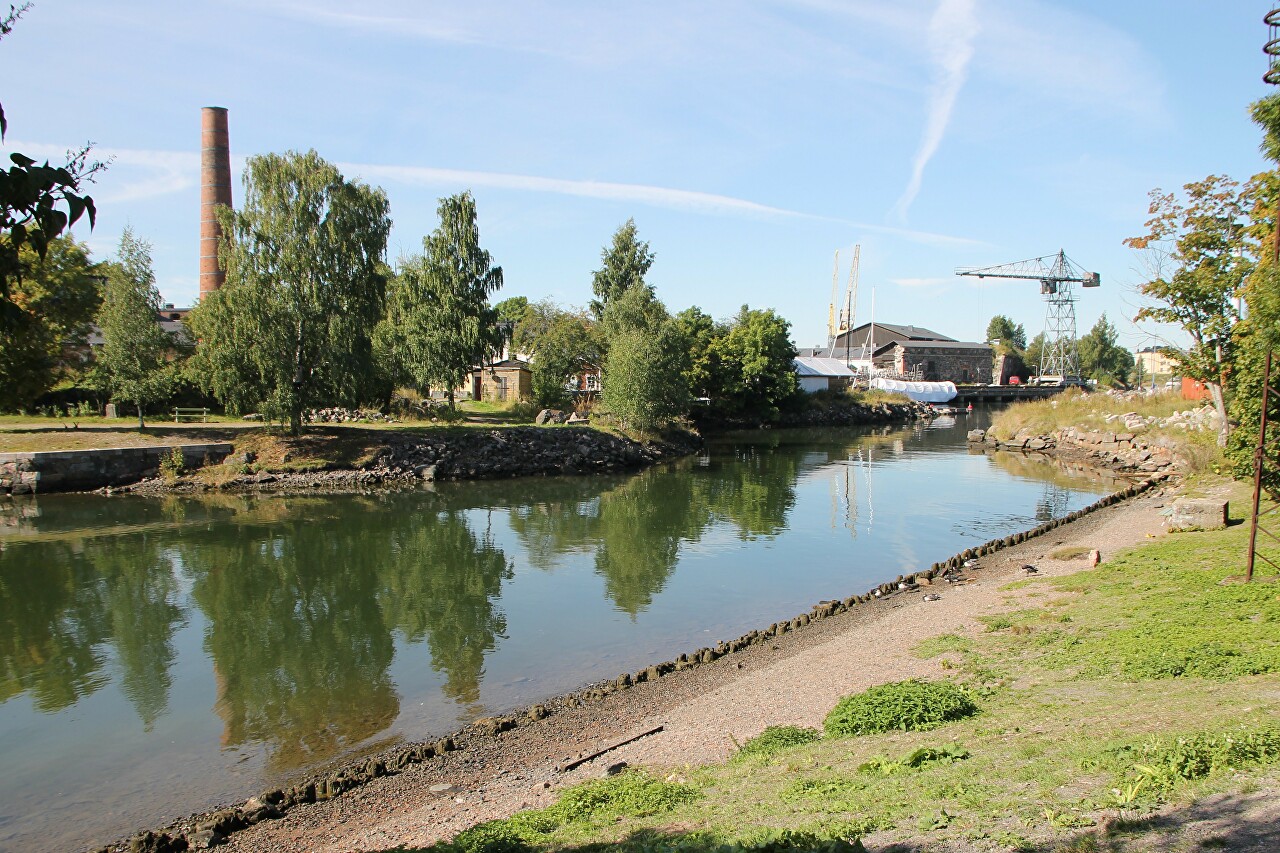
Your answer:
(0, 394), (934, 495)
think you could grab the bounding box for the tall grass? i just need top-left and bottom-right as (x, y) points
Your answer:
(988, 389), (1199, 441)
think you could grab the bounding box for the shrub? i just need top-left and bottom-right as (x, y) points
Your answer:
(824, 680), (978, 737)
(732, 725), (821, 761)
(159, 447), (185, 479)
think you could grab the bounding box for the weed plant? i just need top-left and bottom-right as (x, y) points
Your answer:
(824, 680), (978, 737)
(732, 726), (822, 762)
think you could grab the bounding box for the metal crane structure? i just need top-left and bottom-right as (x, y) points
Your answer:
(826, 245), (860, 355)
(955, 250), (1100, 382)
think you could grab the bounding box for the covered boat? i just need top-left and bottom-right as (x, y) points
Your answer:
(870, 377), (957, 404)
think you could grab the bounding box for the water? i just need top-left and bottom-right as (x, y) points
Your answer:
(0, 416), (1122, 851)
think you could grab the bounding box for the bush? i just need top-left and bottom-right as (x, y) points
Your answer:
(823, 680), (978, 737)
(732, 725), (821, 761)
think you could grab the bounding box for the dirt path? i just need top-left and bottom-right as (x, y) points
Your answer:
(213, 481), (1189, 853)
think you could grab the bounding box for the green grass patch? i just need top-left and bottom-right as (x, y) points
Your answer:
(912, 633), (974, 658)
(824, 680), (979, 737)
(430, 771), (703, 853)
(732, 726), (822, 762)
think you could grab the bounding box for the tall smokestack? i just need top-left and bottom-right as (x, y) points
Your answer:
(199, 106), (232, 299)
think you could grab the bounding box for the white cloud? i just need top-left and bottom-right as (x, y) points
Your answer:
(5, 138), (981, 246)
(891, 0), (978, 222)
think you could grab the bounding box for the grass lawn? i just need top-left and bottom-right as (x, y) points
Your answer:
(403, 483), (1280, 853)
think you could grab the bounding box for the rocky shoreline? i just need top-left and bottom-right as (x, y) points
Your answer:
(101, 470), (1170, 853)
(122, 426), (703, 496)
(966, 424), (1180, 475)
(114, 401), (935, 497)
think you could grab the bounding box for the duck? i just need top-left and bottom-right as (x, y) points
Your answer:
(1022, 564), (1039, 575)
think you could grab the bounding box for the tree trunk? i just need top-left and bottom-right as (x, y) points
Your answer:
(1212, 340), (1230, 448)
(290, 318), (306, 436)
(137, 401), (146, 430)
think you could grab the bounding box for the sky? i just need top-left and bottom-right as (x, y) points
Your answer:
(1, 0), (1274, 352)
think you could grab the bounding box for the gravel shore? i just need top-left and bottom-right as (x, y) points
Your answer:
(196, 481), (1179, 853)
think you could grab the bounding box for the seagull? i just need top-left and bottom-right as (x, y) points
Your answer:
(1022, 564), (1039, 575)
(923, 593), (942, 602)
(962, 559), (979, 569)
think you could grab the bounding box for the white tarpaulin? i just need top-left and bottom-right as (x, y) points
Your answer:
(870, 377), (957, 403)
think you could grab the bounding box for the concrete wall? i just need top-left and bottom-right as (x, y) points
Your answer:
(0, 444), (233, 494)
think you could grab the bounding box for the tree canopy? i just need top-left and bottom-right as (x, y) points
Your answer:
(96, 229), (174, 427)
(0, 236), (100, 411)
(379, 192), (503, 405)
(590, 219), (654, 320)
(1124, 174), (1252, 443)
(985, 314), (1027, 353)
(707, 306), (798, 420)
(187, 150), (391, 434)
(1076, 313), (1134, 387)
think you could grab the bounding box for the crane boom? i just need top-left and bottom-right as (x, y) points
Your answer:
(954, 250), (1100, 382)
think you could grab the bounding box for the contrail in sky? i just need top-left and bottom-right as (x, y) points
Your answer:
(891, 0), (979, 222)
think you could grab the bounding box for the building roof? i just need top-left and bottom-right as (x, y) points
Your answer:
(892, 340), (992, 351)
(845, 322), (957, 342)
(793, 357), (856, 378)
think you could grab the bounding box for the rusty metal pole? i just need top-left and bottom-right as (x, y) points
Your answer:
(1247, 348), (1274, 583)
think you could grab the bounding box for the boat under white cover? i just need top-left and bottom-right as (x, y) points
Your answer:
(870, 377), (958, 403)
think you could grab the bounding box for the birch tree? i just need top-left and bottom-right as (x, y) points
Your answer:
(188, 150), (390, 434)
(97, 229), (172, 427)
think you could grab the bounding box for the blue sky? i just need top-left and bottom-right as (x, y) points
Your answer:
(1, 1), (1273, 351)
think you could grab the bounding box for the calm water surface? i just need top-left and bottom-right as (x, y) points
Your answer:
(0, 416), (1123, 851)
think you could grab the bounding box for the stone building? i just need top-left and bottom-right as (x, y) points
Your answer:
(470, 359), (532, 402)
(872, 340), (993, 384)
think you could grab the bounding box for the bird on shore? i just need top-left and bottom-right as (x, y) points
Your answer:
(1022, 564), (1039, 575)
(923, 593), (942, 602)
(962, 558), (979, 569)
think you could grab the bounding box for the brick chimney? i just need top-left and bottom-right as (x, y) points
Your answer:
(199, 106), (232, 299)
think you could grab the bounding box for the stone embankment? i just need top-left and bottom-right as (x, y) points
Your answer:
(107, 473), (1169, 853)
(965, 404), (1222, 476)
(0, 444), (234, 495)
(134, 427), (701, 495)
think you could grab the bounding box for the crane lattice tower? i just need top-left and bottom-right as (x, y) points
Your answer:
(955, 251), (1100, 380)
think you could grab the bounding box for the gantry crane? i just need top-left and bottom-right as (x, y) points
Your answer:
(827, 245), (861, 356)
(955, 250), (1100, 381)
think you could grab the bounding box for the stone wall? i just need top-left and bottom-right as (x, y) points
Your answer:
(0, 444), (234, 495)
(968, 426), (1176, 474)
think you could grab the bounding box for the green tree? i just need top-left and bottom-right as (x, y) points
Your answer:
(1077, 313), (1134, 387)
(1124, 175), (1251, 445)
(1227, 97), (1280, 489)
(601, 322), (690, 431)
(673, 306), (724, 400)
(707, 306), (798, 420)
(985, 314), (1026, 352)
(379, 192), (504, 406)
(0, 237), (100, 411)
(96, 229), (173, 428)
(1024, 332), (1047, 378)
(187, 150), (391, 434)
(0, 4), (101, 328)
(516, 303), (599, 409)
(590, 218), (654, 320)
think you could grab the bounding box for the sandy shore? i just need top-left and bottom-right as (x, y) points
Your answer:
(197, 479), (1184, 853)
